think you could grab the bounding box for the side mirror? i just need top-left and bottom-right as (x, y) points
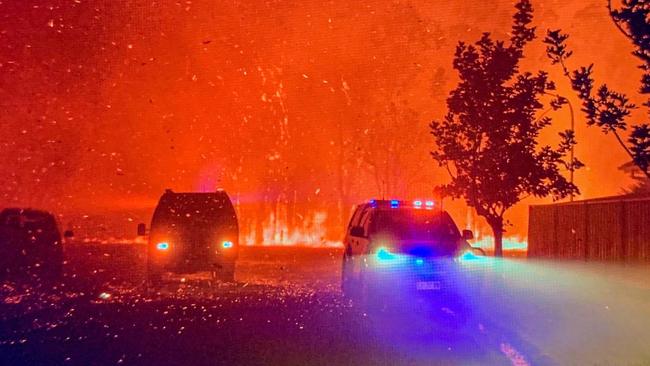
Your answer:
(137, 223), (147, 236)
(349, 226), (365, 238)
(63, 230), (74, 238)
(462, 229), (474, 241)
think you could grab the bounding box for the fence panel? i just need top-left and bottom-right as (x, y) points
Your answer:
(624, 200), (650, 261)
(586, 202), (623, 260)
(528, 197), (650, 261)
(554, 203), (587, 259)
(528, 205), (556, 258)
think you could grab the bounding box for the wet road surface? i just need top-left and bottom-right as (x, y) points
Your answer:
(2, 245), (650, 365)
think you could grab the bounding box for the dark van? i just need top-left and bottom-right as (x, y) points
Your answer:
(0, 208), (69, 281)
(140, 189), (239, 284)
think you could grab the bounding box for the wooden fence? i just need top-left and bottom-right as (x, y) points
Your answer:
(528, 196), (650, 261)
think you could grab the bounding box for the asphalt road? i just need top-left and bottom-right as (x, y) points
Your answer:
(2, 245), (650, 366)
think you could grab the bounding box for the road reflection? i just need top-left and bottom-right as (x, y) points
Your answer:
(1, 247), (650, 365)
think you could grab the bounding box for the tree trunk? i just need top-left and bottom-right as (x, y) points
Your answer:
(255, 199), (266, 245)
(488, 218), (504, 257)
(493, 228), (503, 257)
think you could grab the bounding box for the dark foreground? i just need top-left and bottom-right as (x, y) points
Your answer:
(2, 245), (650, 366)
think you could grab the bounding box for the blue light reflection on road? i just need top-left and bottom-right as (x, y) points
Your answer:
(357, 254), (650, 365)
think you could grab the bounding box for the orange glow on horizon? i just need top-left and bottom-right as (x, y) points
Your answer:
(1, 0), (644, 243)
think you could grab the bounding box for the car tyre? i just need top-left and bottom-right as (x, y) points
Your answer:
(342, 251), (363, 302)
(211, 262), (235, 282)
(146, 264), (163, 290)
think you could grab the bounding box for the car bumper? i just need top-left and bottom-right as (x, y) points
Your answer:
(149, 251), (237, 273)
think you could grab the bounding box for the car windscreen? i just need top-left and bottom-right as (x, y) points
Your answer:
(369, 209), (460, 242)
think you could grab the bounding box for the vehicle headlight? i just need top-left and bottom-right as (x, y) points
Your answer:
(458, 250), (479, 261)
(156, 242), (170, 250)
(376, 246), (397, 261)
(221, 240), (234, 249)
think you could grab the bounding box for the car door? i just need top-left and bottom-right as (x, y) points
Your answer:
(355, 209), (372, 256)
(342, 205), (365, 292)
(348, 207), (373, 279)
(344, 205), (364, 252)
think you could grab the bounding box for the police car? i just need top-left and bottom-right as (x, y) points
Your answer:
(341, 199), (484, 317)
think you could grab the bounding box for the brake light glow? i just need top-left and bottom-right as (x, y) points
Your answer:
(156, 242), (169, 250)
(222, 240), (234, 248)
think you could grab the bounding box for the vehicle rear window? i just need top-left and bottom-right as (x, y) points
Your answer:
(152, 194), (235, 231)
(369, 209), (460, 242)
(1, 211), (57, 231)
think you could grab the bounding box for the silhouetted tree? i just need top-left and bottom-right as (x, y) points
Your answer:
(430, 0), (581, 257)
(544, 0), (650, 178)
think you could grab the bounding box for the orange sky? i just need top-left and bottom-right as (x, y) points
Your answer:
(0, 0), (645, 240)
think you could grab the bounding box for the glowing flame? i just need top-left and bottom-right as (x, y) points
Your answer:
(472, 234), (528, 251)
(243, 210), (342, 247)
(240, 210), (527, 251)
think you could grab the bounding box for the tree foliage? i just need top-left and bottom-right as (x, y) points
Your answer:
(544, 0), (650, 177)
(430, 0), (581, 256)
(609, 0), (650, 101)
